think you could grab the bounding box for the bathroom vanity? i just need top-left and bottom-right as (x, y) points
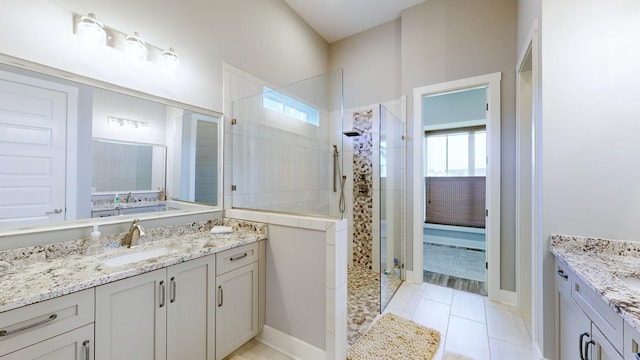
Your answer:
(0, 219), (266, 360)
(552, 235), (640, 360)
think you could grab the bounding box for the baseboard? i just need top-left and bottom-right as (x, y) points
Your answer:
(532, 341), (546, 359)
(424, 236), (486, 250)
(406, 269), (422, 284)
(498, 289), (517, 306)
(256, 325), (325, 360)
(423, 222), (486, 234)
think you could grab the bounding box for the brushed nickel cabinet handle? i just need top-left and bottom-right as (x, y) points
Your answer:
(579, 332), (589, 360)
(170, 277), (176, 303)
(159, 281), (166, 308)
(230, 253), (248, 262)
(584, 339), (595, 360)
(46, 208), (63, 214)
(83, 340), (90, 360)
(218, 285), (223, 307)
(556, 269), (568, 279)
(0, 313), (58, 337)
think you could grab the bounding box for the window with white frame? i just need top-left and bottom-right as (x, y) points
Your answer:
(262, 86), (320, 126)
(424, 127), (486, 176)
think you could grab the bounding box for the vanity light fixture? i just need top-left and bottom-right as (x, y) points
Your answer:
(160, 47), (179, 75)
(75, 13), (107, 51)
(108, 116), (150, 129)
(124, 32), (148, 62)
(72, 13), (179, 74)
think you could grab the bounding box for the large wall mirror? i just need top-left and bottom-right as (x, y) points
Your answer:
(0, 61), (222, 231)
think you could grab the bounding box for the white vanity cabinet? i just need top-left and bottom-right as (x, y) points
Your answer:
(555, 258), (623, 360)
(556, 259), (592, 359)
(215, 242), (261, 360)
(95, 255), (215, 360)
(0, 289), (95, 359)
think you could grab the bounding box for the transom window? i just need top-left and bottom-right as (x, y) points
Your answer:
(425, 126), (486, 176)
(262, 86), (319, 126)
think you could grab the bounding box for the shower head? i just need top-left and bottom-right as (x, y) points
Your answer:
(342, 126), (366, 137)
(342, 129), (362, 137)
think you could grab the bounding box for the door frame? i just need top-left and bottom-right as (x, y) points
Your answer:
(516, 19), (542, 354)
(410, 72), (507, 303)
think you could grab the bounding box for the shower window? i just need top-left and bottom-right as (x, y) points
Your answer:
(262, 86), (319, 126)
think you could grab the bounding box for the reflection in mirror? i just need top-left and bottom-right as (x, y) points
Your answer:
(92, 139), (166, 192)
(173, 112), (220, 205)
(0, 61), (222, 232)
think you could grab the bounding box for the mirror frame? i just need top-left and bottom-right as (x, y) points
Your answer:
(0, 53), (224, 237)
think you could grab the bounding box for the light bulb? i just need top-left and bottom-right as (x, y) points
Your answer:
(161, 47), (179, 76)
(76, 13), (106, 53)
(124, 32), (147, 63)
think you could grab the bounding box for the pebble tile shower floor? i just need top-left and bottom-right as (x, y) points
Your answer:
(347, 265), (402, 345)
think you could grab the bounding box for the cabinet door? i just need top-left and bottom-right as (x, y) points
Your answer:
(558, 288), (591, 360)
(95, 270), (167, 360)
(1, 323), (93, 360)
(215, 262), (259, 360)
(166, 256), (215, 360)
(591, 324), (623, 360)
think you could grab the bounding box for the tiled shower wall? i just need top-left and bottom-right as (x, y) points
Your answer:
(350, 109), (375, 269)
(222, 64), (343, 217)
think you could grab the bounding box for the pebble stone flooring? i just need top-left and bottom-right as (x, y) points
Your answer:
(347, 265), (403, 345)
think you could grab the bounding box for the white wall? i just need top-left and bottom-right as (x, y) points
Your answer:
(518, 0), (541, 54)
(0, 0), (328, 112)
(329, 19), (401, 108)
(540, 0), (640, 358)
(265, 225), (326, 349)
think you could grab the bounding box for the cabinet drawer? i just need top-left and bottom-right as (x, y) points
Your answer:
(572, 275), (624, 352)
(624, 322), (640, 360)
(555, 258), (572, 296)
(0, 323), (94, 360)
(216, 243), (259, 275)
(0, 288), (95, 356)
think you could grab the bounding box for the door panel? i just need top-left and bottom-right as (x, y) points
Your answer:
(0, 73), (68, 226)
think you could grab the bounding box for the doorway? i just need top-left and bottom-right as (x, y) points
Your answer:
(412, 73), (504, 302)
(423, 88), (488, 295)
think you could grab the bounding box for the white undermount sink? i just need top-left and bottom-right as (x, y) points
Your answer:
(101, 247), (175, 267)
(619, 276), (640, 292)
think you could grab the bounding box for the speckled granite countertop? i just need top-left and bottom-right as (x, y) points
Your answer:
(551, 234), (640, 333)
(92, 200), (165, 211)
(0, 218), (267, 313)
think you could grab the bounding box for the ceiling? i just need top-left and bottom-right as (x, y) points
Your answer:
(283, 0), (426, 44)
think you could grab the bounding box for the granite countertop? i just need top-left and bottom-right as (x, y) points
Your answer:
(0, 219), (267, 313)
(92, 200), (165, 211)
(551, 234), (640, 333)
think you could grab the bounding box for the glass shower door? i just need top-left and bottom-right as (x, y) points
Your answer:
(379, 104), (404, 311)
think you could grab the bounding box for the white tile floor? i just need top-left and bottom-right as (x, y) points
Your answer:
(384, 282), (541, 360)
(229, 281), (541, 360)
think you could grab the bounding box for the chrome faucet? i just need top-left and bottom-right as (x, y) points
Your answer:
(124, 192), (133, 203)
(122, 219), (146, 248)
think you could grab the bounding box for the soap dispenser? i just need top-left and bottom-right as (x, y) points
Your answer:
(86, 224), (104, 255)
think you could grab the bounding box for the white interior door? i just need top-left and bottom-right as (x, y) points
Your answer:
(0, 71), (69, 226)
